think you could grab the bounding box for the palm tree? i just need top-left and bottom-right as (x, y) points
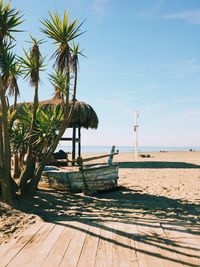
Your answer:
(17, 11), (86, 199)
(41, 11), (84, 102)
(0, 0), (22, 202)
(20, 37), (45, 117)
(7, 62), (21, 110)
(70, 43), (84, 101)
(0, 1), (23, 42)
(18, 37), (45, 196)
(38, 13), (83, 159)
(0, 2), (86, 202)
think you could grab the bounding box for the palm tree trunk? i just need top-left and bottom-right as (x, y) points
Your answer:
(13, 87), (18, 110)
(0, 87), (11, 170)
(24, 165), (43, 199)
(12, 86), (20, 179)
(33, 82), (39, 119)
(65, 50), (71, 104)
(0, 115), (3, 169)
(13, 153), (21, 178)
(18, 82), (39, 196)
(0, 77), (15, 202)
(73, 65), (77, 101)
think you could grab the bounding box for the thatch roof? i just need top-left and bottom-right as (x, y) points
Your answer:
(16, 99), (99, 129)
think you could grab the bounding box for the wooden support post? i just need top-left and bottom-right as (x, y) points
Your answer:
(78, 127), (81, 158)
(72, 127), (76, 166)
(108, 145), (115, 166)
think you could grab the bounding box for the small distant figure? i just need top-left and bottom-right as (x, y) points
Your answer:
(189, 149), (195, 152)
(140, 154), (151, 158)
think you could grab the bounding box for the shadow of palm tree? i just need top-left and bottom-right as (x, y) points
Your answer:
(18, 185), (200, 266)
(21, 187), (200, 231)
(18, 186), (200, 267)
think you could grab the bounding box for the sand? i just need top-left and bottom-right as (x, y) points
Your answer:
(0, 151), (200, 244)
(116, 151), (200, 203)
(0, 203), (41, 245)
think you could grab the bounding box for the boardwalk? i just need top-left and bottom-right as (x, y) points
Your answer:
(0, 218), (200, 267)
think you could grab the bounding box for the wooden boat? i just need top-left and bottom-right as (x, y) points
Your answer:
(40, 164), (119, 194)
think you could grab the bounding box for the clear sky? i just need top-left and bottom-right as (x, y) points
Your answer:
(10, 0), (200, 147)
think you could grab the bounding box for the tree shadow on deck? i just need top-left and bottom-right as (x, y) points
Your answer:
(117, 161), (200, 169)
(18, 186), (200, 266)
(54, 218), (200, 267)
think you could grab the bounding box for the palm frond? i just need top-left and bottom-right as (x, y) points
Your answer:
(70, 42), (85, 73)
(49, 68), (69, 100)
(19, 39), (45, 86)
(7, 62), (21, 97)
(0, 40), (16, 87)
(0, 0), (23, 40)
(41, 11), (85, 72)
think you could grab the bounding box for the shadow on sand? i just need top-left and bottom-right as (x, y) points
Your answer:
(117, 161), (200, 169)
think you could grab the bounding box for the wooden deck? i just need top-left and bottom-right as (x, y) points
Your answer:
(0, 218), (200, 267)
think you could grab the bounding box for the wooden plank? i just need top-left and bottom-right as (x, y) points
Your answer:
(112, 221), (138, 267)
(7, 222), (55, 267)
(144, 221), (184, 267)
(77, 223), (101, 267)
(136, 222), (168, 267)
(169, 238), (200, 266)
(72, 126), (76, 164)
(161, 222), (200, 266)
(81, 152), (119, 163)
(0, 221), (44, 267)
(94, 221), (113, 267)
(41, 224), (76, 267)
(124, 222), (139, 267)
(127, 223), (148, 267)
(78, 127), (81, 157)
(161, 223), (200, 239)
(59, 221), (89, 267)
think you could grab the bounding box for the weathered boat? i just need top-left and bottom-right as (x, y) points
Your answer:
(40, 164), (119, 194)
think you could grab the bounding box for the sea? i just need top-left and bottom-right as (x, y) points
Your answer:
(55, 145), (200, 154)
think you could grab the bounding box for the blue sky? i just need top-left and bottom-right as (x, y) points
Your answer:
(11, 0), (200, 146)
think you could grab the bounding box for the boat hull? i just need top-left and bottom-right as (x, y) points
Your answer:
(40, 164), (119, 193)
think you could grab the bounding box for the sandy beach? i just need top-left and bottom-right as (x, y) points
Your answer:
(116, 151), (200, 204)
(0, 151), (200, 245)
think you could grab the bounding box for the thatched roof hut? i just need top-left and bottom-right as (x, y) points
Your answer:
(17, 98), (99, 130)
(15, 98), (99, 163)
(40, 99), (98, 129)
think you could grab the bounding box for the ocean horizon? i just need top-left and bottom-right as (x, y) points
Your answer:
(56, 145), (200, 154)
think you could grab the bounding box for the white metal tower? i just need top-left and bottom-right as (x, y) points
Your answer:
(134, 111), (139, 158)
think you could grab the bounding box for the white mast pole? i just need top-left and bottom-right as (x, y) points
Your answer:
(134, 111), (139, 158)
